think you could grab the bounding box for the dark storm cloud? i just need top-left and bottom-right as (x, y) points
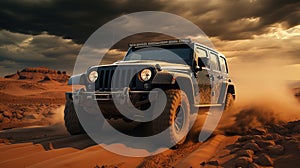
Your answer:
(0, 30), (81, 76)
(0, 0), (164, 44)
(164, 0), (300, 40)
(0, 0), (299, 42)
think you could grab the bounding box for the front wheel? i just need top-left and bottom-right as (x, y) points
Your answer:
(64, 100), (85, 135)
(64, 100), (104, 135)
(152, 89), (190, 146)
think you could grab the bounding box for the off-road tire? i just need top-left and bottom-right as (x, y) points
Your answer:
(64, 100), (85, 135)
(152, 89), (190, 146)
(224, 93), (234, 111)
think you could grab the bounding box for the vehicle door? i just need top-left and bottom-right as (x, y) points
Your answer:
(217, 55), (230, 104)
(195, 47), (211, 105)
(208, 52), (222, 104)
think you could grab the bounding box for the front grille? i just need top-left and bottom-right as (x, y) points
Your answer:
(96, 66), (138, 91)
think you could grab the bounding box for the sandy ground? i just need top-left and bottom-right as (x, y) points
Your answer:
(0, 110), (299, 168)
(0, 114), (234, 168)
(0, 78), (70, 130)
(0, 76), (299, 167)
(0, 109), (204, 167)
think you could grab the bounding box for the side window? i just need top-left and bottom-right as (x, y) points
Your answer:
(196, 48), (209, 67)
(219, 56), (228, 73)
(210, 52), (220, 71)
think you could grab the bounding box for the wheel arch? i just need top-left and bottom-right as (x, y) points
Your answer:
(227, 84), (236, 99)
(152, 72), (196, 106)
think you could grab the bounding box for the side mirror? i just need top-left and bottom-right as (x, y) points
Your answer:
(195, 66), (202, 72)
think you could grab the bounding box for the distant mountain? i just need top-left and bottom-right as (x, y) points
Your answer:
(4, 67), (70, 83)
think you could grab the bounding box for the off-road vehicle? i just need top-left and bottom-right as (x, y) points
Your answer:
(64, 39), (235, 145)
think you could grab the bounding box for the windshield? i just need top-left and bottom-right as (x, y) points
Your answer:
(124, 45), (193, 65)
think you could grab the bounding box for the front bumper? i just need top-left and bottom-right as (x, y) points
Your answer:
(66, 88), (158, 119)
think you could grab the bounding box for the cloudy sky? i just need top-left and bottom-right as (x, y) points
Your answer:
(0, 0), (299, 79)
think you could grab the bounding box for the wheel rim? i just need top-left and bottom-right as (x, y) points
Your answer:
(174, 105), (185, 133)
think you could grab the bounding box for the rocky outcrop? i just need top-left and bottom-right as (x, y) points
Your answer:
(4, 67), (70, 82)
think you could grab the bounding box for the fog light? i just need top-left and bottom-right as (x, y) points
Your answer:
(144, 83), (151, 89)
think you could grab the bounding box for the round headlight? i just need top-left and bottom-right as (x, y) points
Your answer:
(88, 70), (98, 83)
(140, 69), (152, 81)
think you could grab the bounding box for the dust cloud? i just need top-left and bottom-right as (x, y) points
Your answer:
(218, 57), (300, 133)
(49, 105), (65, 125)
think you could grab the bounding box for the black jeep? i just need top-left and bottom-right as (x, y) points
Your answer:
(64, 39), (235, 145)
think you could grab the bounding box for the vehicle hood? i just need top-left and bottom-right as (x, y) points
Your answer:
(90, 60), (192, 74)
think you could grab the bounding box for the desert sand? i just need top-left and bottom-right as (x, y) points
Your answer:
(0, 107), (299, 168)
(0, 67), (70, 130)
(0, 67), (299, 168)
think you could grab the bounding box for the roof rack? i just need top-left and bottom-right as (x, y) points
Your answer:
(128, 39), (191, 48)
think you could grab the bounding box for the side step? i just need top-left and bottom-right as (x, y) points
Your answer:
(194, 104), (224, 115)
(194, 104), (223, 108)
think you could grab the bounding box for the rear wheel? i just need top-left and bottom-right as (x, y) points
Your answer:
(224, 93), (234, 111)
(152, 89), (190, 146)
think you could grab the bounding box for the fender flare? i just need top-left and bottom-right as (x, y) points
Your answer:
(218, 82), (236, 104)
(152, 72), (197, 105)
(68, 74), (86, 85)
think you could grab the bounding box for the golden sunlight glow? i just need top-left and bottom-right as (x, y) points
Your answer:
(258, 24), (300, 39)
